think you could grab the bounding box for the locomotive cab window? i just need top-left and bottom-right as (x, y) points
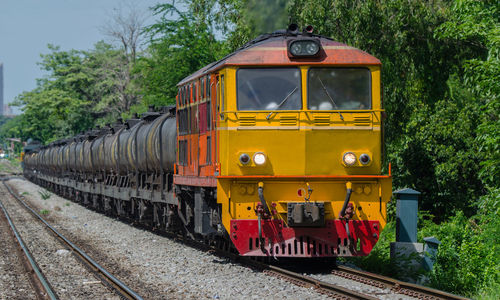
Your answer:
(237, 68), (301, 111)
(307, 68), (371, 110)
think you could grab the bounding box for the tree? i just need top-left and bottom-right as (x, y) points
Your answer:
(435, 0), (500, 190)
(134, 3), (228, 108)
(285, 0), (498, 218)
(189, 0), (290, 50)
(11, 88), (92, 143)
(8, 41), (141, 144)
(100, 1), (149, 63)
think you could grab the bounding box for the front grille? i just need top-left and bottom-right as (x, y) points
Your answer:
(280, 116), (297, 126)
(314, 115), (330, 126)
(239, 116), (256, 126)
(353, 116), (371, 126)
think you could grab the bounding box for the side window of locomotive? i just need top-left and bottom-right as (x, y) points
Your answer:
(220, 75), (225, 120)
(307, 68), (371, 110)
(206, 136), (211, 164)
(237, 68), (301, 111)
(178, 140), (188, 165)
(206, 76), (211, 129)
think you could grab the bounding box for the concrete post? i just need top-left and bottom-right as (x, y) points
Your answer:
(394, 188), (420, 243)
(390, 188), (423, 282)
(422, 236), (441, 271)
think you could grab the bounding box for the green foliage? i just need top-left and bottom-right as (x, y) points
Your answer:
(39, 209), (50, 215)
(435, 0), (500, 190)
(38, 190), (51, 200)
(477, 283), (500, 300)
(13, 88), (92, 143)
(4, 42), (140, 144)
(419, 197), (499, 296)
(135, 2), (229, 108)
(388, 76), (483, 215)
(343, 221), (397, 277)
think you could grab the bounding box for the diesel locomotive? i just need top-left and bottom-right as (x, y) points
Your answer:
(23, 25), (392, 258)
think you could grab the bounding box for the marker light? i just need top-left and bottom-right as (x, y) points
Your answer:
(239, 153), (250, 165)
(253, 152), (266, 165)
(343, 152), (357, 166)
(359, 153), (371, 165)
(288, 40), (321, 57)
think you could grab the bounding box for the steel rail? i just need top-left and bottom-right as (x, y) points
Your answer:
(261, 264), (378, 300)
(173, 237), (378, 300)
(2, 180), (143, 300)
(334, 265), (470, 300)
(0, 188), (58, 300)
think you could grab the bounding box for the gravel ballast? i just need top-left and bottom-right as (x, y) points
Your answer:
(8, 177), (421, 299)
(8, 179), (333, 300)
(0, 203), (37, 300)
(0, 183), (120, 299)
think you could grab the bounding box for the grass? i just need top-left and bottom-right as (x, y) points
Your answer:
(39, 209), (50, 215)
(477, 283), (500, 300)
(21, 191), (30, 196)
(0, 157), (22, 173)
(38, 190), (51, 200)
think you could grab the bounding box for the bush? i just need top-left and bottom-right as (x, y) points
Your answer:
(419, 191), (499, 297)
(347, 190), (499, 298)
(343, 221), (398, 277)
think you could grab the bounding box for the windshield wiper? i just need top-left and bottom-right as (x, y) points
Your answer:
(318, 77), (344, 121)
(266, 86), (298, 120)
(247, 81), (263, 107)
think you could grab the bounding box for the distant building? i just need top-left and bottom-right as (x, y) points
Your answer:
(0, 63), (3, 116)
(3, 104), (12, 116)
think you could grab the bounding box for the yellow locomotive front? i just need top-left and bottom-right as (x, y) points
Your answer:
(213, 29), (392, 257)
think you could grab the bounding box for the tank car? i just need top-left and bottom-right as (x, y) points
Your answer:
(24, 25), (392, 258)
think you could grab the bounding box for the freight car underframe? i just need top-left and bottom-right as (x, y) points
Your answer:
(24, 171), (384, 258)
(24, 171), (223, 240)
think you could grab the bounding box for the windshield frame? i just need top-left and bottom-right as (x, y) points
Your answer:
(236, 67), (302, 111)
(306, 67), (372, 111)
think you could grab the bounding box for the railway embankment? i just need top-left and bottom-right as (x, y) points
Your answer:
(7, 178), (334, 299)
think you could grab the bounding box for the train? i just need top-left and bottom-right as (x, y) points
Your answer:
(23, 24), (392, 258)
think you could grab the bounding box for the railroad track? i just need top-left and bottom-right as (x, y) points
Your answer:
(1, 178), (143, 300)
(332, 265), (469, 300)
(171, 230), (378, 299)
(257, 263), (378, 300)
(0, 185), (56, 299)
(182, 223), (470, 299)
(6, 175), (468, 300)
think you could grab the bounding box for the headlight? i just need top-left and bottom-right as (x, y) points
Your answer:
(288, 40), (321, 57)
(239, 153), (250, 165)
(253, 152), (266, 165)
(359, 153), (371, 165)
(290, 43), (302, 55)
(343, 152), (356, 166)
(305, 42), (319, 55)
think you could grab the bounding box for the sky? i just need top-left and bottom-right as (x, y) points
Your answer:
(0, 0), (162, 114)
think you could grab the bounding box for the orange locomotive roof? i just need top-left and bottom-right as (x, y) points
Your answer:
(177, 33), (381, 86)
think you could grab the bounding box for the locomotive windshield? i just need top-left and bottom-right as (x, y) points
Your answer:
(307, 68), (371, 110)
(237, 68), (302, 110)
